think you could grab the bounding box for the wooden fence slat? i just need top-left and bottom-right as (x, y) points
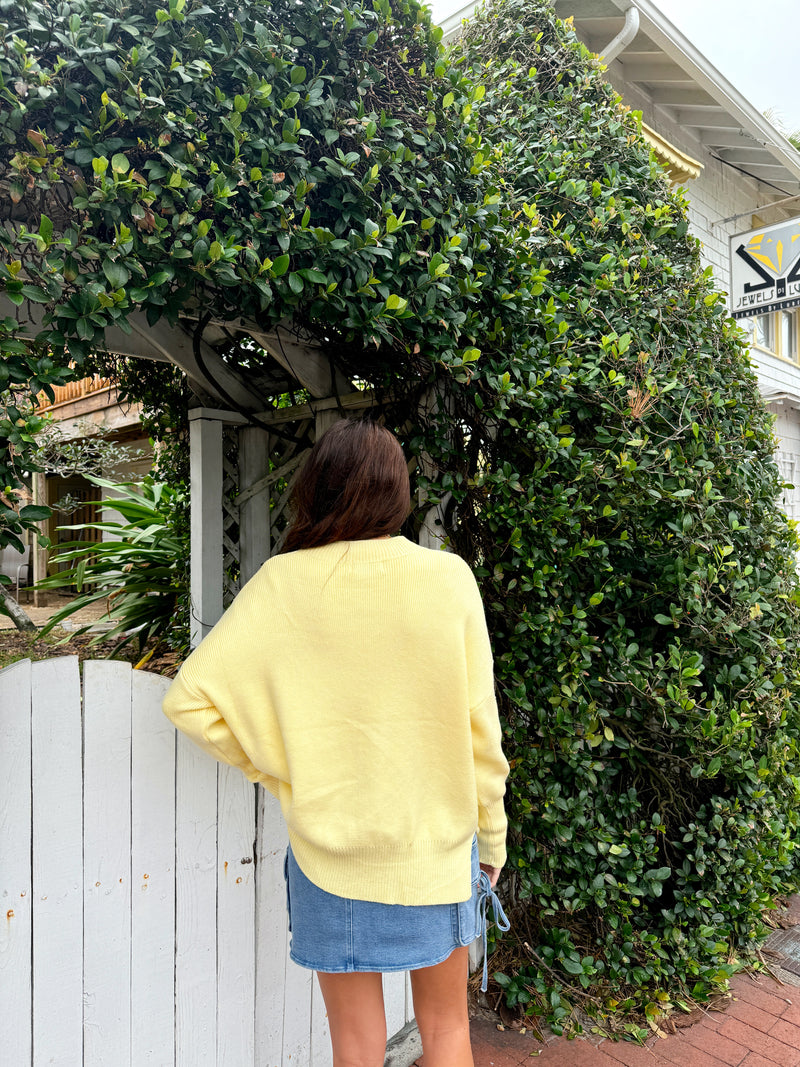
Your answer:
(31, 656), (83, 1066)
(310, 976), (333, 1067)
(384, 971), (407, 1044)
(282, 950), (314, 1067)
(255, 790), (289, 1067)
(131, 670), (176, 1064)
(175, 732), (219, 1066)
(83, 660), (133, 1065)
(0, 659), (33, 1066)
(217, 766), (256, 1065)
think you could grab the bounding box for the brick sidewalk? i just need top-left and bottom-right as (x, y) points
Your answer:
(460, 973), (800, 1065)
(411, 895), (800, 1067)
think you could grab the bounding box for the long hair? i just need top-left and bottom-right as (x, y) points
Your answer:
(281, 420), (411, 552)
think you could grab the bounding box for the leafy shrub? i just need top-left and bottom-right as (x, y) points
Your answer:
(442, 0), (800, 1030)
(38, 476), (189, 653)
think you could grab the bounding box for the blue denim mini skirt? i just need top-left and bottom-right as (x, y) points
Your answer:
(284, 837), (483, 974)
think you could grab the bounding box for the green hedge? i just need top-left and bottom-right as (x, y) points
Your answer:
(450, 0), (800, 1030)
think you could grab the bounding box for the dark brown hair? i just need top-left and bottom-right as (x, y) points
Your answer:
(281, 419), (411, 552)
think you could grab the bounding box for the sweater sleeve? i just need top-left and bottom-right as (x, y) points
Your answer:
(162, 613), (278, 791)
(463, 571), (510, 868)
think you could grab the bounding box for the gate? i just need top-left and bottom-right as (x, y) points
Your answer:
(0, 657), (413, 1065)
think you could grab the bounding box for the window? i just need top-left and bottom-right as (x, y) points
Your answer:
(775, 450), (800, 524)
(747, 309), (800, 362)
(754, 314), (774, 351)
(781, 311), (797, 360)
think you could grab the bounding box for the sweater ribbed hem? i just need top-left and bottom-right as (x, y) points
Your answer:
(287, 832), (476, 906)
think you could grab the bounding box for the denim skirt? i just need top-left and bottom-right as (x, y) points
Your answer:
(284, 838), (482, 973)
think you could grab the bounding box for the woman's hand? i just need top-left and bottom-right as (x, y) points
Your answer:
(480, 862), (502, 888)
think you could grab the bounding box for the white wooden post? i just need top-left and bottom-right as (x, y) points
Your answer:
(239, 426), (271, 584)
(32, 472), (48, 606)
(189, 408), (246, 646)
(190, 411), (222, 647)
(314, 406), (341, 437)
(0, 659), (33, 1065)
(417, 386), (454, 551)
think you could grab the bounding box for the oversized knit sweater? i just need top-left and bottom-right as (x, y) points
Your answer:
(162, 535), (509, 906)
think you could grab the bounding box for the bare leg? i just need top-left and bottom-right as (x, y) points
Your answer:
(409, 946), (473, 1067)
(316, 971), (387, 1067)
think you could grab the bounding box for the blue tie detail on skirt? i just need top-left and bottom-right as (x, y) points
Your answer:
(475, 870), (511, 992)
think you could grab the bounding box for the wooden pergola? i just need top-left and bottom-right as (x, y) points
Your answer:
(5, 302), (445, 642)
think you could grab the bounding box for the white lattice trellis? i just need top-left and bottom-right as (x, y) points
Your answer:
(775, 449), (800, 524)
(222, 426), (241, 607)
(264, 422), (314, 554)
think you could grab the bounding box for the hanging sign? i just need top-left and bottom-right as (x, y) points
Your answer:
(729, 215), (800, 319)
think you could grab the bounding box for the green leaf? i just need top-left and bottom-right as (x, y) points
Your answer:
(111, 153), (130, 174)
(19, 284), (50, 303)
(271, 254), (290, 277)
(39, 215), (53, 244)
(560, 956), (584, 975)
(299, 268), (327, 284)
(102, 259), (131, 289)
(19, 505), (52, 521)
(290, 65), (307, 84)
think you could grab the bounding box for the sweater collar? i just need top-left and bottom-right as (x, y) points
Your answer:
(301, 536), (417, 561)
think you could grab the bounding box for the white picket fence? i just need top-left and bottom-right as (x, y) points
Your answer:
(0, 657), (414, 1066)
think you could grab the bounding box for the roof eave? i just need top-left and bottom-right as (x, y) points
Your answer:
(606, 0), (800, 183)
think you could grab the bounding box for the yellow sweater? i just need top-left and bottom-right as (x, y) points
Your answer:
(162, 536), (509, 905)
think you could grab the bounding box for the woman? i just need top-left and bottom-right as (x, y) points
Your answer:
(163, 419), (509, 1067)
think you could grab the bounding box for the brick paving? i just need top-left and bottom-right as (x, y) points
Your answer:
(444, 973), (800, 1067)
(411, 896), (800, 1066)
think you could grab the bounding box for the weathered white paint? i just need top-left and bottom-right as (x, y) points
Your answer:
(189, 412), (225, 647)
(255, 791), (291, 1067)
(31, 656), (84, 1066)
(239, 426), (271, 584)
(217, 765), (257, 1065)
(311, 978), (334, 1067)
(131, 669), (177, 1063)
(31, 473), (48, 606)
(175, 731), (219, 1065)
(0, 659), (32, 1065)
(384, 971), (408, 1041)
(1, 657), (415, 1065)
(83, 660), (133, 1064)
